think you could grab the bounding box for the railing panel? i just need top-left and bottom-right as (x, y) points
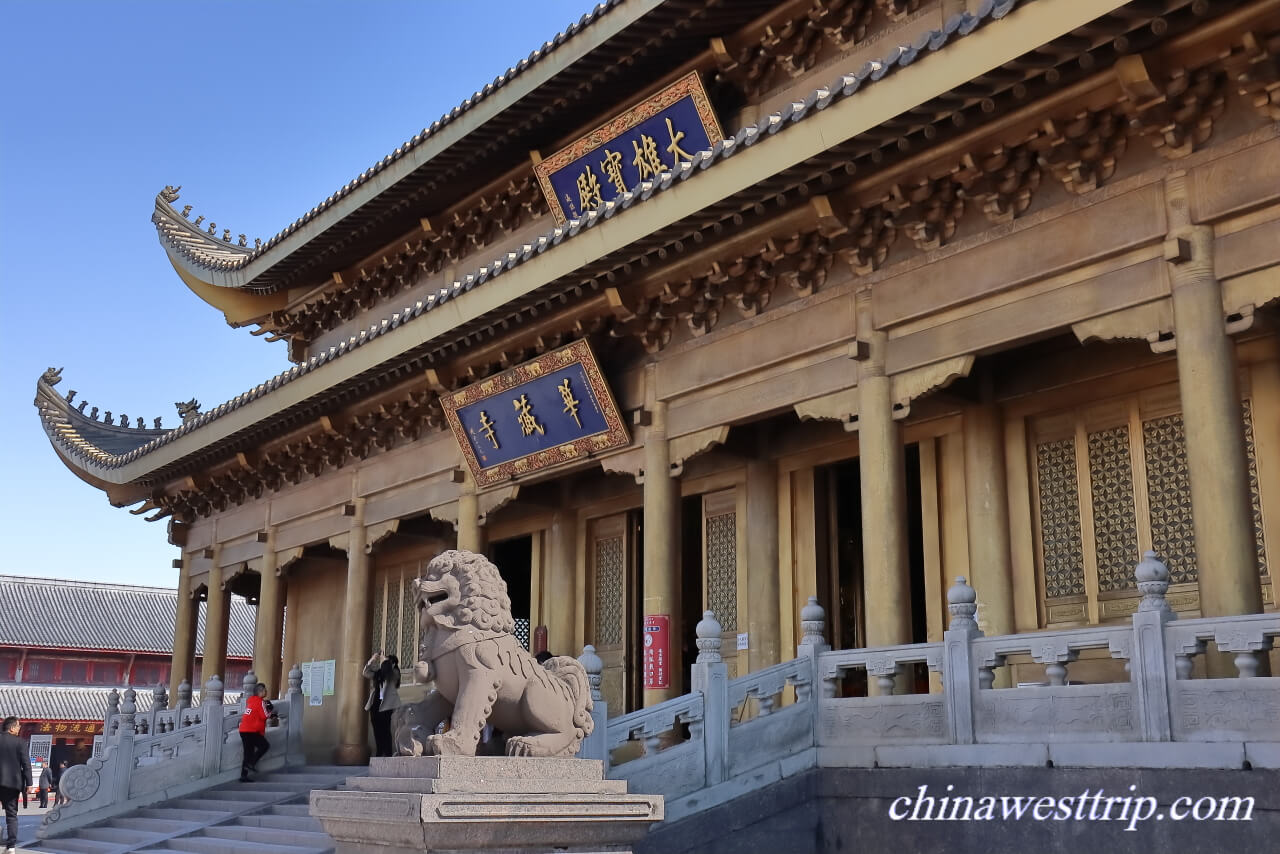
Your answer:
(1171, 678), (1280, 742)
(974, 683), (1137, 743)
(820, 694), (947, 745)
(613, 740), (706, 802)
(727, 702), (812, 777)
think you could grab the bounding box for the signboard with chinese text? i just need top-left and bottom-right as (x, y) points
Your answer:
(443, 340), (630, 488)
(28, 734), (52, 779)
(642, 614), (670, 690)
(534, 71), (725, 224)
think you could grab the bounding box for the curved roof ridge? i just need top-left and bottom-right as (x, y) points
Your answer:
(43, 0), (1023, 478)
(152, 1), (624, 280)
(0, 574), (179, 595)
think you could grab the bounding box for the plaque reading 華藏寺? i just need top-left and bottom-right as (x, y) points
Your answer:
(534, 71), (724, 225)
(442, 340), (630, 487)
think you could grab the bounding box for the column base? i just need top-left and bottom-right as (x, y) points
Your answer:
(333, 742), (370, 766)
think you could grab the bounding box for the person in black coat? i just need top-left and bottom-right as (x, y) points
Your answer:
(0, 716), (32, 854)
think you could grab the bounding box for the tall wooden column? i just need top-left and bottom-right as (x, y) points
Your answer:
(545, 508), (578, 656)
(169, 555), (199, 703)
(746, 455), (781, 673)
(200, 546), (228, 686)
(856, 296), (911, 655)
(457, 470), (484, 553)
(335, 499), (372, 765)
(252, 527), (285, 694)
(643, 399), (681, 706)
(963, 402), (1016, 637)
(1165, 175), (1261, 619)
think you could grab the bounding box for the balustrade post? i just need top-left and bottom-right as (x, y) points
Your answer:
(241, 670), (258, 712)
(104, 688), (120, 739)
(201, 675), (226, 776)
(110, 689), (137, 803)
(942, 577), (982, 745)
(690, 611), (728, 787)
(286, 663), (304, 765)
(1130, 552), (1175, 741)
(578, 646), (608, 767)
(176, 678), (192, 724)
(150, 683), (167, 735)
(795, 596), (830, 750)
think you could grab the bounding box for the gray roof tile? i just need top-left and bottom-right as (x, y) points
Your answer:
(0, 575), (255, 657)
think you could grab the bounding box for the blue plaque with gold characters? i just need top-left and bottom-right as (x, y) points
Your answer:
(442, 340), (630, 487)
(534, 71), (725, 225)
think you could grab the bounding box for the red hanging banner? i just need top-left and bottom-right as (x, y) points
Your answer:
(642, 614), (670, 690)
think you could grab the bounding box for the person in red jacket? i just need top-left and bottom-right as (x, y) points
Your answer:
(238, 683), (272, 782)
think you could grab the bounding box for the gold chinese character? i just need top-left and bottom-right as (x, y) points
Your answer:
(54, 723), (67, 733)
(512, 394), (545, 436)
(478, 411), (500, 449)
(558, 378), (582, 428)
(665, 117), (694, 164)
(70, 723), (82, 733)
(40, 722), (52, 732)
(576, 165), (603, 212)
(600, 148), (627, 195)
(632, 134), (664, 181)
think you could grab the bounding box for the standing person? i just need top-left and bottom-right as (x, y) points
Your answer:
(37, 763), (51, 809)
(51, 761), (69, 806)
(238, 683), (271, 782)
(1, 716), (31, 854)
(363, 652), (402, 758)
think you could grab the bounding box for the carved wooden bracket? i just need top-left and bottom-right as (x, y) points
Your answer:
(1070, 300), (1174, 349)
(365, 519), (401, 554)
(1223, 32), (1280, 121)
(668, 424), (731, 477)
(1031, 108), (1128, 195)
(478, 485), (520, 525)
(1117, 56), (1225, 160)
(891, 354), (975, 412)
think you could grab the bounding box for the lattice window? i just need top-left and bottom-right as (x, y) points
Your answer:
(593, 536), (624, 646)
(383, 574), (399, 659)
(513, 618), (531, 651)
(1142, 413), (1198, 585)
(1243, 399), (1269, 578)
(706, 511), (738, 632)
(1035, 438), (1087, 598)
(1088, 426), (1140, 592)
(371, 577), (385, 653)
(400, 575), (418, 670)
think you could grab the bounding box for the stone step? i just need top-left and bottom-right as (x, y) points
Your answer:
(77, 827), (169, 846)
(166, 799), (247, 813)
(196, 789), (300, 801)
(106, 817), (201, 835)
(252, 774), (344, 785)
(164, 835), (329, 854)
(35, 837), (120, 854)
(263, 805), (312, 818)
(230, 815), (324, 833)
(201, 826), (332, 848)
(134, 808), (228, 823)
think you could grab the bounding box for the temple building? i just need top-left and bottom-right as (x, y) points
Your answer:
(34, 0), (1279, 765)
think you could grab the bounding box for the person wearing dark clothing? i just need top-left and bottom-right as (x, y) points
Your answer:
(51, 761), (68, 806)
(363, 652), (402, 757)
(238, 683), (271, 782)
(38, 763), (51, 808)
(1, 715), (32, 854)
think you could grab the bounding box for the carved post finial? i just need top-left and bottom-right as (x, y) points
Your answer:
(696, 610), (723, 663)
(948, 576), (979, 631)
(288, 664), (303, 696)
(104, 688), (120, 725)
(152, 682), (168, 709)
(579, 645), (604, 701)
(799, 596), (827, 647)
(1135, 551), (1172, 613)
(177, 678), (192, 710)
(120, 688), (137, 735)
(242, 670), (258, 698)
(203, 674), (224, 706)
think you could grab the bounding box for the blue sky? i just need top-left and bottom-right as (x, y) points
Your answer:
(0, 0), (601, 587)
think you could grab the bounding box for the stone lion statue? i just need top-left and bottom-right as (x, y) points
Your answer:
(391, 549), (593, 758)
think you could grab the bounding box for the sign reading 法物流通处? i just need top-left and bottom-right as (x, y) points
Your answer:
(534, 71), (724, 225)
(643, 614), (670, 690)
(443, 340), (629, 488)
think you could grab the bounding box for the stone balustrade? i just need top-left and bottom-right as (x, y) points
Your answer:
(41, 666), (308, 839)
(578, 552), (1280, 822)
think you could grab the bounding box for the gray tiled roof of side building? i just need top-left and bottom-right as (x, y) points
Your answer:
(0, 575), (255, 657)
(0, 684), (241, 722)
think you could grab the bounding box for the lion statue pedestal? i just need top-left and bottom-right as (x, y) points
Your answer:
(309, 551), (662, 853)
(311, 755), (663, 854)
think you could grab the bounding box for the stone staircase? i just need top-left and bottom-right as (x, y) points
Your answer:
(30, 767), (356, 854)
